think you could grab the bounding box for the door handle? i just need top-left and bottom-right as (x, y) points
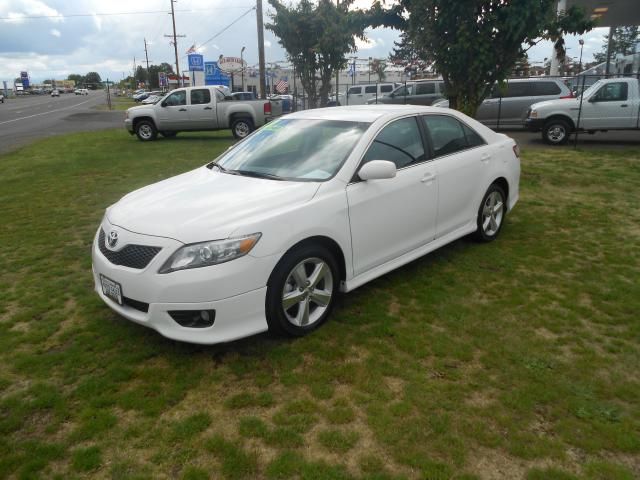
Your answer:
(620, 104), (628, 108)
(480, 153), (491, 163)
(179, 108), (187, 111)
(421, 172), (436, 184)
(203, 106), (213, 110)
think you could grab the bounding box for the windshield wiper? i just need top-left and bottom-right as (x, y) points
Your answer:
(231, 169), (285, 181)
(208, 163), (238, 174)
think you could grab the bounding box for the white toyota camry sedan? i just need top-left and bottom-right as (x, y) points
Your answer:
(92, 105), (520, 344)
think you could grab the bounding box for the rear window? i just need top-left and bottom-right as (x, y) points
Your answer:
(415, 83), (436, 95)
(534, 82), (562, 96)
(380, 85), (393, 93)
(504, 82), (534, 98)
(365, 86), (377, 94)
(191, 89), (211, 105)
(348, 86), (362, 95)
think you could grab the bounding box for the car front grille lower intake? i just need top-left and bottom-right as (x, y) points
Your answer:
(98, 229), (162, 269)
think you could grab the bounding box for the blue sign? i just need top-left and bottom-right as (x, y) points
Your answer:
(158, 72), (167, 87)
(21, 71), (29, 88)
(188, 54), (204, 71)
(204, 62), (230, 87)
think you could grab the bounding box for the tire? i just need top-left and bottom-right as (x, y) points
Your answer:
(135, 120), (158, 142)
(160, 132), (177, 138)
(542, 118), (571, 145)
(473, 183), (507, 242)
(266, 244), (339, 337)
(231, 118), (254, 139)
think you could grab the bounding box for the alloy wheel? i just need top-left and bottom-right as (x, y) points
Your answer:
(482, 191), (504, 236)
(281, 257), (333, 327)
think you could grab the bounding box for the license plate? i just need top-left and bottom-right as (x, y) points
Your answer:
(100, 274), (123, 305)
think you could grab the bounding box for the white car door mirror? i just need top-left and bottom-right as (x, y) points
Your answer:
(358, 160), (397, 181)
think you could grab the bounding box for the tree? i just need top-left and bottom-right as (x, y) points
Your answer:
(67, 74), (85, 87)
(267, 0), (369, 107)
(389, 31), (433, 76)
(84, 72), (102, 89)
(593, 27), (640, 64)
(372, 0), (593, 116)
(147, 63), (174, 89)
(370, 58), (387, 81)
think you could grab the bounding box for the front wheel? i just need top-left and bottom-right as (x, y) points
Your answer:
(231, 118), (254, 139)
(542, 119), (571, 145)
(473, 184), (506, 242)
(135, 120), (157, 141)
(266, 244), (339, 337)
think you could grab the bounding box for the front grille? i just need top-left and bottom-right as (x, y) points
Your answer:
(123, 297), (149, 313)
(98, 229), (162, 269)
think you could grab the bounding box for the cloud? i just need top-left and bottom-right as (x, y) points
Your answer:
(356, 37), (378, 51)
(50, 28), (60, 37)
(264, 40), (272, 48)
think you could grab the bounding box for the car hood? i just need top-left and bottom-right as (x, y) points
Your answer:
(530, 98), (578, 111)
(107, 167), (321, 243)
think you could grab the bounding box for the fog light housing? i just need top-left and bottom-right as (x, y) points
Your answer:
(168, 310), (216, 328)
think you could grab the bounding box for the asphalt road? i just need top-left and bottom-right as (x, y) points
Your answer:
(0, 91), (123, 154)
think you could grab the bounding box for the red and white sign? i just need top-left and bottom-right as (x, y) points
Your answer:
(218, 56), (246, 73)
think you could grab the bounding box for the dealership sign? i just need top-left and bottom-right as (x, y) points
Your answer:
(20, 71), (29, 88)
(218, 56), (246, 73)
(188, 54), (204, 71)
(204, 62), (230, 87)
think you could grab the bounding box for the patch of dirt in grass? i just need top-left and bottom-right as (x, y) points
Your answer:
(465, 390), (495, 408)
(534, 327), (558, 341)
(387, 295), (401, 317)
(466, 447), (528, 479)
(383, 376), (405, 396)
(0, 301), (20, 323)
(9, 321), (30, 332)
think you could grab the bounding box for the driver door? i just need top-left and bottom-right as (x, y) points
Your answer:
(346, 117), (438, 276)
(581, 82), (635, 129)
(157, 90), (189, 130)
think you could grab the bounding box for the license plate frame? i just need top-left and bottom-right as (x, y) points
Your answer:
(100, 274), (123, 305)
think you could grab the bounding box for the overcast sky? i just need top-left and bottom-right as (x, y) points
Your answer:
(0, 0), (610, 83)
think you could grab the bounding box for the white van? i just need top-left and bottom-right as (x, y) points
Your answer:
(344, 83), (399, 105)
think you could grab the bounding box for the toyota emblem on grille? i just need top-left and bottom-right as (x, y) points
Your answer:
(107, 230), (119, 248)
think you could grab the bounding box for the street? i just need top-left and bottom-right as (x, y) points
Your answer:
(0, 91), (123, 154)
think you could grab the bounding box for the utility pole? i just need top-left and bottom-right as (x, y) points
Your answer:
(335, 0), (339, 104)
(132, 56), (137, 90)
(165, 0), (186, 86)
(144, 38), (151, 85)
(256, 0), (267, 99)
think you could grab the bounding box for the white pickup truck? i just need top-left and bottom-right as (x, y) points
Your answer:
(125, 86), (274, 141)
(526, 77), (640, 145)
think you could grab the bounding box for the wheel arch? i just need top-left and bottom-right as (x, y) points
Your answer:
(132, 116), (156, 129)
(544, 114), (575, 131)
(268, 235), (347, 287)
(491, 177), (510, 208)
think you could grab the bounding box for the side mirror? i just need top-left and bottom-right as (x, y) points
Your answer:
(225, 95), (233, 100)
(160, 101), (167, 107)
(358, 160), (397, 181)
(588, 96), (597, 103)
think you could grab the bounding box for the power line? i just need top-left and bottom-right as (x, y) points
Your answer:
(188, 7), (256, 55)
(0, 8), (254, 21)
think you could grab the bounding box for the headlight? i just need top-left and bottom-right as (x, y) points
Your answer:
(159, 233), (261, 273)
(529, 109), (538, 119)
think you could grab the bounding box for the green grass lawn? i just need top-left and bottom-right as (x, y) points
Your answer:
(97, 96), (137, 111)
(0, 130), (639, 480)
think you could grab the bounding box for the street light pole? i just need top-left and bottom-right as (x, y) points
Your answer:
(578, 38), (585, 73)
(241, 46), (246, 91)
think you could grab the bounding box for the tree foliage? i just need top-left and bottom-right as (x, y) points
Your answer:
(84, 72), (102, 89)
(371, 58), (387, 81)
(372, 0), (593, 116)
(67, 74), (85, 87)
(593, 27), (639, 64)
(267, 0), (369, 107)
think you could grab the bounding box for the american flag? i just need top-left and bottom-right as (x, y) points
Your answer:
(185, 44), (196, 54)
(275, 79), (289, 93)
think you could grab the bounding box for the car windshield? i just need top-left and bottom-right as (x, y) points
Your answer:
(216, 119), (369, 181)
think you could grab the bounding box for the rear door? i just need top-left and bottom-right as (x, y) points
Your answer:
(581, 81), (635, 129)
(187, 88), (217, 129)
(414, 82), (439, 105)
(347, 86), (364, 105)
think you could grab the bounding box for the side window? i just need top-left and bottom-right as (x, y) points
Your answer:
(362, 117), (426, 169)
(393, 85), (413, 96)
(462, 124), (486, 148)
(364, 86), (377, 94)
(505, 82), (533, 98)
(415, 83), (435, 95)
(191, 89), (211, 105)
(348, 86), (362, 95)
(422, 115), (470, 157)
(534, 81), (561, 96)
(592, 82), (628, 102)
(165, 90), (186, 106)
(215, 89), (225, 102)
(380, 85), (393, 93)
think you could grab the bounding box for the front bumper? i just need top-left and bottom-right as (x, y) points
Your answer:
(124, 118), (134, 134)
(91, 218), (276, 344)
(525, 117), (545, 131)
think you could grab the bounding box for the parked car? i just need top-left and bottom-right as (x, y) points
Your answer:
(526, 77), (640, 144)
(344, 83), (400, 105)
(432, 78), (572, 128)
(75, 88), (89, 95)
(231, 92), (257, 101)
(94, 105), (520, 344)
(133, 91), (151, 102)
(369, 80), (447, 106)
(141, 95), (162, 105)
(51, 89), (60, 97)
(0, 93), (4, 103)
(124, 86), (276, 140)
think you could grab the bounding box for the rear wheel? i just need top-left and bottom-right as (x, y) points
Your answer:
(231, 118), (254, 139)
(266, 244), (339, 337)
(135, 120), (157, 141)
(473, 184), (506, 242)
(542, 118), (571, 145)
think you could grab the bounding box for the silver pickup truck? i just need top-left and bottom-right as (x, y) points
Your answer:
(125, 86), (274, 141)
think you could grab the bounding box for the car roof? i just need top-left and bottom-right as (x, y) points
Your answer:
(285, 105), (454, 123)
